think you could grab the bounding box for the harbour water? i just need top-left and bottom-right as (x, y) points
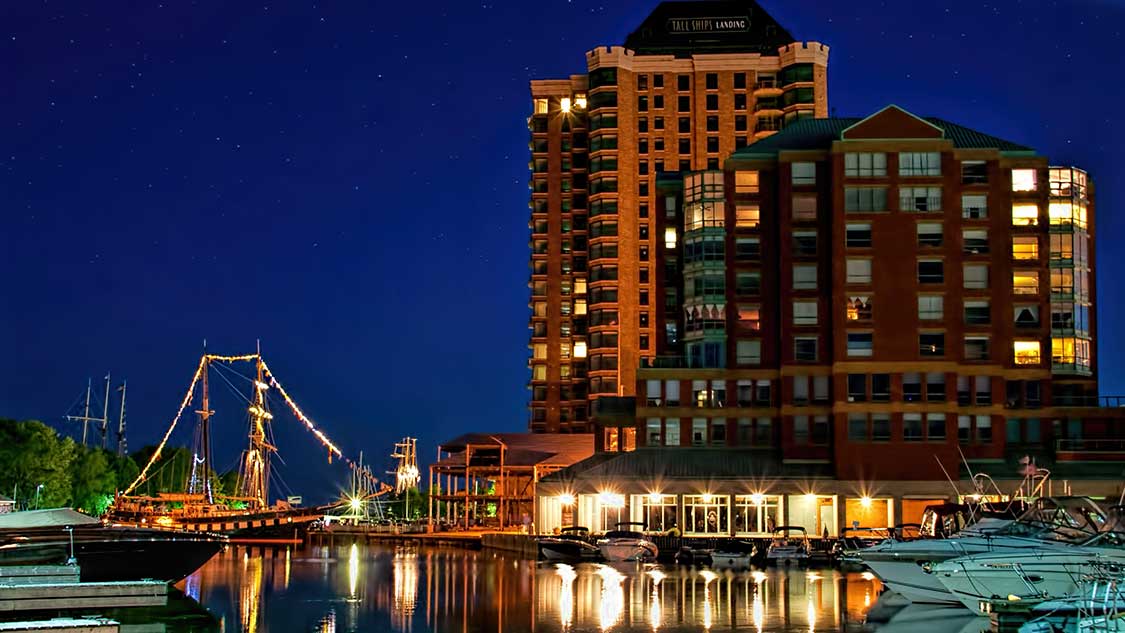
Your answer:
(163, 542), (989, 633)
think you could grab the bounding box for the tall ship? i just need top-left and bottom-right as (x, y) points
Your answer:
(105, 347), (383, 540)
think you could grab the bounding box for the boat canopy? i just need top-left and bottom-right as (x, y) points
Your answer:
(0, 508), (101, 529)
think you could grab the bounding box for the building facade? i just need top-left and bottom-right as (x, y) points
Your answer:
(535, 105), (1122, 537)
(528, 1), (829, 432)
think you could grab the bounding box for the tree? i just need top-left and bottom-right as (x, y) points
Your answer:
(71, 449), (116, 515)
(0, 419), (76, 509)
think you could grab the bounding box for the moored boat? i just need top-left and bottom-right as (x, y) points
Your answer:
(766, 526), (810, 565)
(538, 526), (601, 561)
(710, 540), (756, 569)
(0, 508), (226, 582)
(596, 523), (658, 562)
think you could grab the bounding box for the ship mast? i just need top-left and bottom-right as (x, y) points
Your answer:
(100, 372), (111, 450)
(116, 380), (128, 457)
(190, 351), (215, 503)
(240, 345), (276, 509)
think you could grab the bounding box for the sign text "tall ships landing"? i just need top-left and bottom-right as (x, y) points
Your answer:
(667, 17), (750, 34)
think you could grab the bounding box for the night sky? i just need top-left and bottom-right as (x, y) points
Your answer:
(3, 1), (1123, 501)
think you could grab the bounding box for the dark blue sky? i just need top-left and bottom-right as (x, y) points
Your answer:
(3, 1), (1123, 499)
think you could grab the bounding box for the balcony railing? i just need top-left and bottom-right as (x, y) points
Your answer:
(1056, 439), (1125, 452)
(1051, 395), (1125, 407)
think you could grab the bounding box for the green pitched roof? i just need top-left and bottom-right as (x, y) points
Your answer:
(731, 112), (1034, 159)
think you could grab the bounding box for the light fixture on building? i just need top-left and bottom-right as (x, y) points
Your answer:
(860, 496), (873, 508)
(598, 491), (625, 508)
(560, 97), (572, 113)
(557, 493), (576, 506)
(804, 493), (817, 502)
(750, 492), (765, 506)
(648, 492), (663, 503)
(701, 493), (713, 504)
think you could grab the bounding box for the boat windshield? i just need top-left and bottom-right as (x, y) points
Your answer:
(996, 497), (1107, 543)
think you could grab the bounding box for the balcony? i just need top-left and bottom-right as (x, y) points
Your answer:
(753, 79), (783, 98)
(1051, 395), (1125, 407)
(1056, 439), (1125, 453)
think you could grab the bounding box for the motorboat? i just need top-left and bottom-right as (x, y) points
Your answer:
(0, 508), (227, 582)
(673, 546), (711, 566)
(766, 526), (810, 565)
(596, 522), (658, 562)
(832, 527), (893, 569)
(857, 497), (1108, 605)
(538, 526), (601, 561)
(933, 507), (1125, 614)
(710, 540), (756, 569)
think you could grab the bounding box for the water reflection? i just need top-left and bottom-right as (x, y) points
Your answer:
(184, 543), (900, 632)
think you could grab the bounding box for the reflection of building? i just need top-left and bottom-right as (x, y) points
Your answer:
(537, 105), (1124, 537)
(428, 433), (592, 530)
(527, 0), (830, 433)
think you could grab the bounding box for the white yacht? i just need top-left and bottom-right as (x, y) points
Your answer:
(933, 509), (1125, 614)
(858, 497), (1108, 604)
(596, 523), (658, 562)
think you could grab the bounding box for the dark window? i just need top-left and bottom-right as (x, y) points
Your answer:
(794, 338), (817, 362)
(734, 94), (747, 110)
(679, 138), (691, 154)
(734, 73), (746, 89)
(706, 115), (719, 132)
(918, 260), (944, 284)
(872, 415), (891, 441)
(638, 139), (648, 154)
(706, 137), (719, 153)
(638, 118), (648, 133)
(677, 74), (690, 91)
(637, 74), (648, 91)
(735, 115), (747, 132)
(920, 333), (945, 357)
(639, 161), (649, 175)
(903, 373), (922, 402)
(706, 94), (718, 110)
(904, 415), (923, 441)
(705, 73), (718, 90)
(847, 374), (867, 402)
(653, 74), (664, 88)
(655, 138), (665, 151)
(962, 161), (988, 184)
(654, 117), (664, 130)
(928, 415), (947, 441)
(638, 96), (648, 112)
(639, 269), (649, 283)
(846, 224), (872, 248)
(926, 372), (946, 401)
(678, 117), (691, 133)
(679, 159), (691, 171)
(871, 374), (890, 402)
(707, 158), (718, 170)
(848, 415), (868, 441)
(678, 95), (691, 111)
(653, 95), (664, 109)
(589, 67), (617, 88)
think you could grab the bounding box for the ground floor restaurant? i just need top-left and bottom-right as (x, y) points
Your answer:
(534, 479), (1121, 537)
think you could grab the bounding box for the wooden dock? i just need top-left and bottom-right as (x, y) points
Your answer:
(306, 526), (486, 549)
(0, 619), (119, 632)
(0, 581), (168, 613)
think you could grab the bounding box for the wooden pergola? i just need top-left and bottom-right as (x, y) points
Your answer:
(428, 433), (593, 531)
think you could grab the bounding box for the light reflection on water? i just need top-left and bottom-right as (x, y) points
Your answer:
(181, 542), (904, 632)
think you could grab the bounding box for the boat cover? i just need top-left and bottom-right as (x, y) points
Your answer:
(0, 508), (101, 528)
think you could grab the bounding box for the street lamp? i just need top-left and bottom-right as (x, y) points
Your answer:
(34, 484), (44, 510)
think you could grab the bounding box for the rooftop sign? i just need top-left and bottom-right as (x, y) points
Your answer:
(666, 17), (750, 35)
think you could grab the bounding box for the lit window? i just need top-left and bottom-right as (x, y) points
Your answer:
(793, 300), (818, 326)
(846, 258), (872, 284)
(735, 171), (759, 193)
(738, 305), (761, 331)
(847, 296), (872, 321)
(899, 152), (941, 176)
(792, 194), (817, 220)
(1013, 341), (1041, 365)
(560, 97), (572, 113)
(1013, 271), (1039, 295)
(845, 152), (887, 177)
(533, 343), (547, 359)
(532, 364), (547, 380)
(574, 341), (587, 358)
(664, 227), (677, 249)
(1012, 236), (1039, 260)
(574, 94), (587, 109)
(1012, 203), (1039, 226)
(533, 98), (549, 114)
(918, 295), (943, 320)
(736, 205), (760, 228)
(847, 332), (873, 357)
(793, 264), (817, 290)
(1012, 169), (1037, 192)
(964, 264), (989, 289)
(792, 162), (816, 185)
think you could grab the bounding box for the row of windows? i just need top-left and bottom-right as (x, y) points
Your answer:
(631, 66), (812, 93)
(735, 165), (1044, 194)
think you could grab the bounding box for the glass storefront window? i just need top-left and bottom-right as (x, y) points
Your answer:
(844, 497), (894, 529)
(733, 494), (782, 535)
(787, 494), (837, 538)
(683, 494), (729, 535)
(631, 494), (678, 533)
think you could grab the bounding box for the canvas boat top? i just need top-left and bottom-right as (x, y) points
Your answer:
(0, 508), (101, 529)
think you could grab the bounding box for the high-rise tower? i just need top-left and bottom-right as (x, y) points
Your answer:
(528, 1), (829, 432)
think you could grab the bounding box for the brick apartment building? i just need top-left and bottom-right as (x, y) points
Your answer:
(527, 0), (829, 432)
(534, 106), (1123, 537)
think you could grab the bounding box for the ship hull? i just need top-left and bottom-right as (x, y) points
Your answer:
(0, 525), (225, 582)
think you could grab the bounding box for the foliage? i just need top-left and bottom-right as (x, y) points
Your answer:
(0, 419), (77, 508)
(70, 448), (116, 514)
